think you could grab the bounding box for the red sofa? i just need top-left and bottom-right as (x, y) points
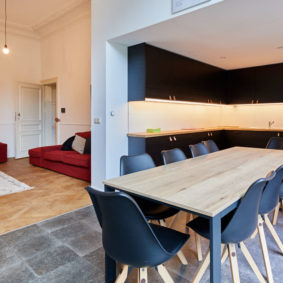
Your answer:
(0, 142), (7, 163)
(29, 132), (91, 182)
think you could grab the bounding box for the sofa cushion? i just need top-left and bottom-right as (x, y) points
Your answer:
(61, 136), (75, 151)
(62, 152), (90, 168)
(72, 135), (86, 154)
(76, 131), (91, 139)
(44, 151), (68, 162)
(29, 147), (42, 158)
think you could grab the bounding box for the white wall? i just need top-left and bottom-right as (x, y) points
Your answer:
(91, 0), (223, 188)
(0, 33), (41, 157)
(41, 13), (91, 143)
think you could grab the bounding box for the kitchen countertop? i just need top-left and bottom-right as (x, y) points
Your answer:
(128, 126), (283, 138)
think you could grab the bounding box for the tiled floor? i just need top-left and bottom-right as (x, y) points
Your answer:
(1, 206), (283, 283)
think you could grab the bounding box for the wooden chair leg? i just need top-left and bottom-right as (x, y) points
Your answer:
(169, 211), (182, 229)
(221, 244), (228, 264)
(159, 219), (167, 227)
(239, 242), (265, 283)
(115, 265), (128, 283)
(264, 214), (283, 254)
(195, 233), (203, 261)
(156, 264), (174, 283)
(250, 228), (258, 239)
(176, 250), (188, 265)
(257, 215), (274, 283)
(272, 203), (280, 225)
(191, 248), (210, 283)
(137, 267), (147, 283)
(228, 243), (240, 283)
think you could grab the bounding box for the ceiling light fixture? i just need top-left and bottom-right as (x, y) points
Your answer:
(2, 0), (9, 55)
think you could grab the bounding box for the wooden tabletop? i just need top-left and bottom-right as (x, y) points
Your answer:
(128, 126), (283, 138)
(104, 147), (283, 217)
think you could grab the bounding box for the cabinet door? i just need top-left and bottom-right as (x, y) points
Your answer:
(225, 131), (280, 148)
(255, 64), (283, 103)
(226, 68), (256, 104)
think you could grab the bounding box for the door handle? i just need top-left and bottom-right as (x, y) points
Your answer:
(55, 118), (61, 123)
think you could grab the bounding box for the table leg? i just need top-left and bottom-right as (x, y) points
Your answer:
(105, 253), (116, 283)
(210, 215), (221, 283)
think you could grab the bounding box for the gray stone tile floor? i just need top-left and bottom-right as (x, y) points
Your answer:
(0, 205), (283, 282)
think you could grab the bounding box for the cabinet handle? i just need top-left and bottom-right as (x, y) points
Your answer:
(173, 96), (176, 100)
(251, 100), (254, 104)
(277, 133), (280, 137)
(208, 132), (210, 137)
(256, 100), (259, 104)
(173, 136), (177, 141)
(169, 136), (173, 142)
(169, 96), (172, 100)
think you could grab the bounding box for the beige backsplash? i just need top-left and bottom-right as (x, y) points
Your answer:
(129, 101), (283, 132)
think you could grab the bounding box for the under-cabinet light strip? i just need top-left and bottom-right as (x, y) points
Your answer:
(145, 98), (222, 106)
(144, 98), (283, 106)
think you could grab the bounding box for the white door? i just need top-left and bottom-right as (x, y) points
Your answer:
(15, 84), (42, 159)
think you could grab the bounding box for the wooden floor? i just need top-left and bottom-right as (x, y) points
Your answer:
(0, 158), (91, 235)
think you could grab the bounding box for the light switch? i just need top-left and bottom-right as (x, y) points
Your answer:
(94, 118), (101, 124)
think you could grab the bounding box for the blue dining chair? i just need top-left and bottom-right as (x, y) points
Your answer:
(251, 165), (283, 283)
(266, 137), (283, 150)
(189, 143), (209, 158)
(161, 147), (203, 262)
(120, 153), (188, 265)
(202, 140), (219, 153)
(186, 176), (271, 282)
(85, 187), (189, 283)
(161, 148), (186, 165)
(272, 183), (283, 225)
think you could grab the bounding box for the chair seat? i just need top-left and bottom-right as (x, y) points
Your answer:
(280, 183), (283, 198)
(187, 210), (235, 241)
(150, 224), (189, 255)
(135, 198), (179, 220)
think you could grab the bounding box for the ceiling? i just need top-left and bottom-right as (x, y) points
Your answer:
(113, 0), (283, 70)
(0, 0), (88, 29)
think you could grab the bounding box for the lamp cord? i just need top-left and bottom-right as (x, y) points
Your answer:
(4, 0), (7, 45)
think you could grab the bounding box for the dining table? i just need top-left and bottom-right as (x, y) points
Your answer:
(103, 147), (283, 283)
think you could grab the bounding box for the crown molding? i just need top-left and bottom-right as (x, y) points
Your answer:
(32, 0), (90, 31)
(0, 20), (39, 39)
(33, 0), (91, 38)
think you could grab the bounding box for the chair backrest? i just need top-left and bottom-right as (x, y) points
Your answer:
(120, 153), (155, 176)
(161, 148), (186, 165)
(221, 175), (272, 243)
(266, 137), (283, 150)
(85, 187), (171, 268)
(259, 165), (283, 215)
(202, 140), (219, 153)
(189, 143), (209, 158)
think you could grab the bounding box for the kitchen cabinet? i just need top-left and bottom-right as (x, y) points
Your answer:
(128, 43), (226, 104)
(129, 130), (282, 166)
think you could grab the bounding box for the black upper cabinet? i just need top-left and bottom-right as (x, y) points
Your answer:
(128, 43), (226, 103)
(226, 68), (257, 104)
(255, 63), (283, 103)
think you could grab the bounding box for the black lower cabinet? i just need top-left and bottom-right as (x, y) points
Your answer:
(129, 130), (282, 167)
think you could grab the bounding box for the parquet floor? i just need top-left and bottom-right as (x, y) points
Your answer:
(0, 158), (91, 235)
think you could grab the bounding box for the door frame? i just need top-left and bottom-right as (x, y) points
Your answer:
(40, 78), (59, 145)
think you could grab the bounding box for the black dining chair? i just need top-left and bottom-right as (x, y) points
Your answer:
(272, 183), (283, 225)
(161, 147), (203, 262)
(202, 140), (219, 153)
(85, 187), (190, 283)
(161, 148), (186, 165)
(186, 176), (270, 283)
(266, 137), (283, 149)
(250, 165), (283, 283)
(120, 153), (188, 265)
(189, 143), (209, 158)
